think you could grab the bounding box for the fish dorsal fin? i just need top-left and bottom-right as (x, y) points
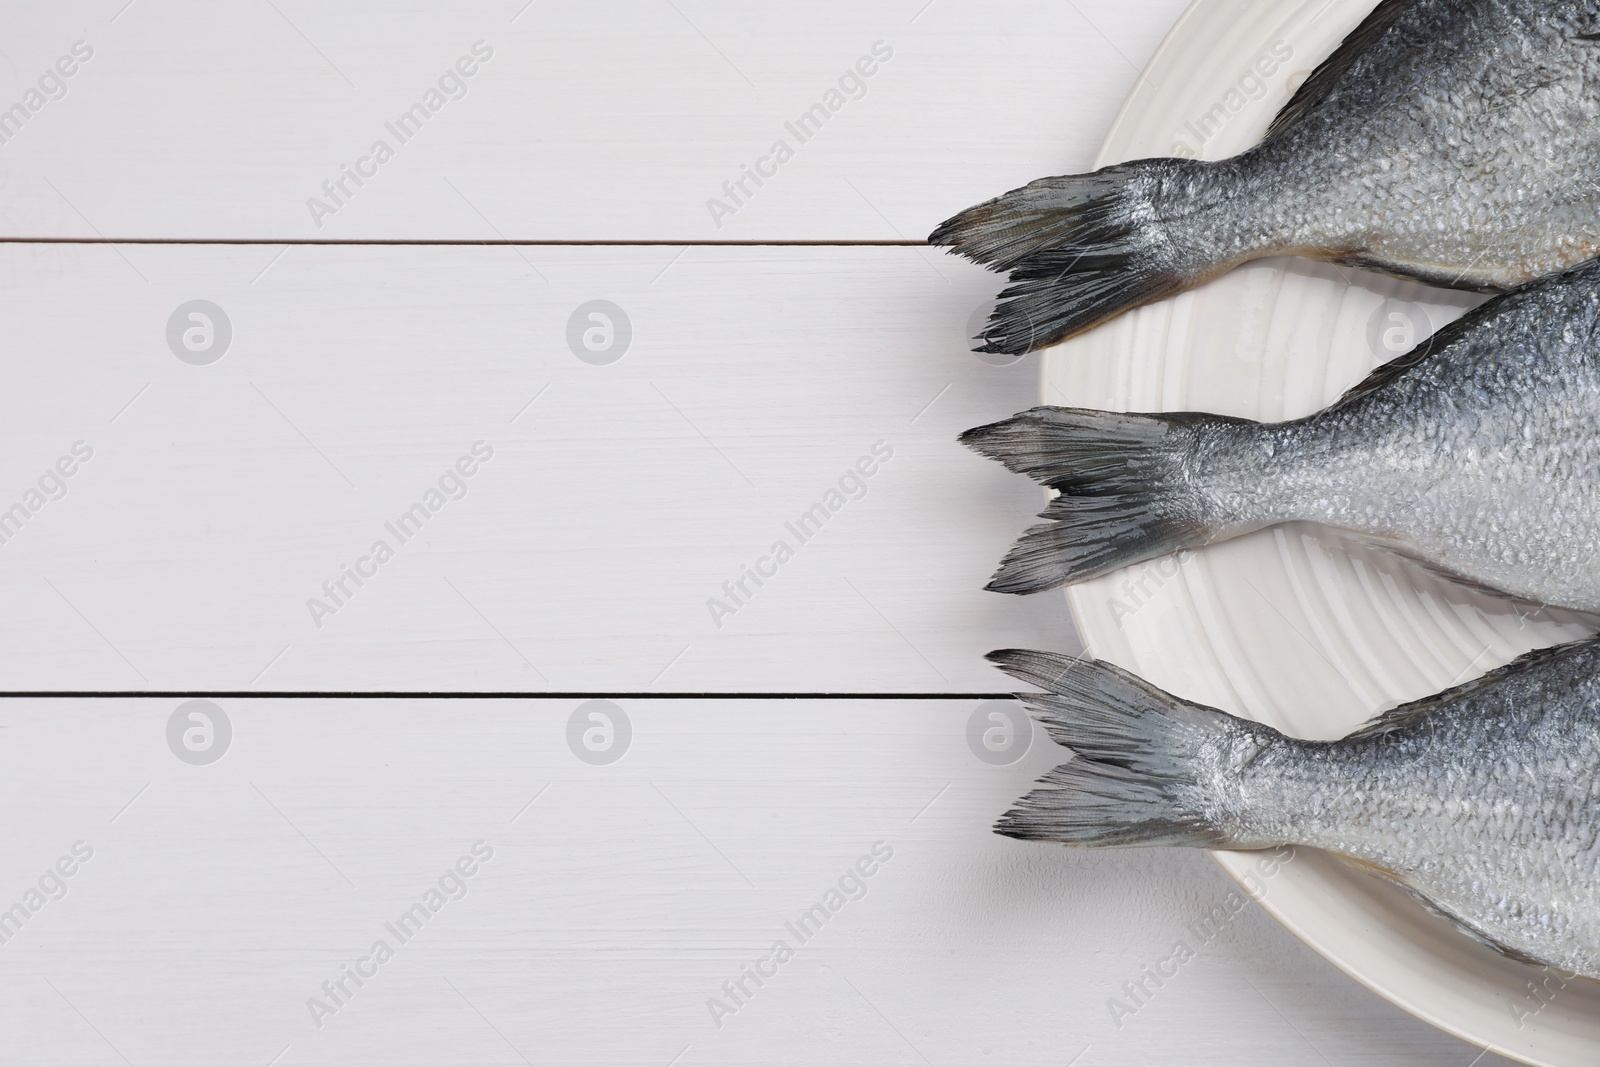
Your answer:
(1265, 0), (1421, 139)
(1329, 256), (1587, 410)
(1328, 336), (1437, 409)
(1346, 640), (1586, 740)
(1328, 292), (1503, 409)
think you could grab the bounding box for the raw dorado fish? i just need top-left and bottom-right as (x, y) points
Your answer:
(933, 0), (1600, 353)
(989, 641), (1600, 978)
(961, 258), (1600, 609)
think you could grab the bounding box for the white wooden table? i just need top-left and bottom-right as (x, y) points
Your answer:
(0, 2), (1513, 1063)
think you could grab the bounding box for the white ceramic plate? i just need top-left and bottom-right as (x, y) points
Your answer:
(1043, 1), (1600, 1062)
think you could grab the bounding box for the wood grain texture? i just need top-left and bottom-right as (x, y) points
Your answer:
(0, 0), (1189, 240)
(0, 243), (1078, 691)
(0, 697), (1509, 1065)
(0, 0), (1524, 1061)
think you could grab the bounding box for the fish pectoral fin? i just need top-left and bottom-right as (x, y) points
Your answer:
(1573, 31), (1600, 42)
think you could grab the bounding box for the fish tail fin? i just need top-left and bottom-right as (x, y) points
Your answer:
(986, 649), (1272, 848)
(974, 249), (1192, 355)
(959, 406), (1250, 593)
(930, 158), (1233, 352)
(929, 161), (1196, 273)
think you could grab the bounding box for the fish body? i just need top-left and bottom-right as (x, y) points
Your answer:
(961, 257), (1600, 610)
(933, 0), (1600, 353)
(990, 640), (1600, 977)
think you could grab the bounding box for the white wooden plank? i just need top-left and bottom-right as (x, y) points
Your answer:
(0, 2), (1528, 1061)
(0, 697), (1512, 1065)
(0, 0), (1188, 239)
(0, 242), (1080, 691)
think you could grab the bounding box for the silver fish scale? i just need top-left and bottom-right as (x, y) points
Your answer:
(1192, 259), (1600, 612)
(1192, 0), (1600, 286)
(1202, 641), (1600, 974)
